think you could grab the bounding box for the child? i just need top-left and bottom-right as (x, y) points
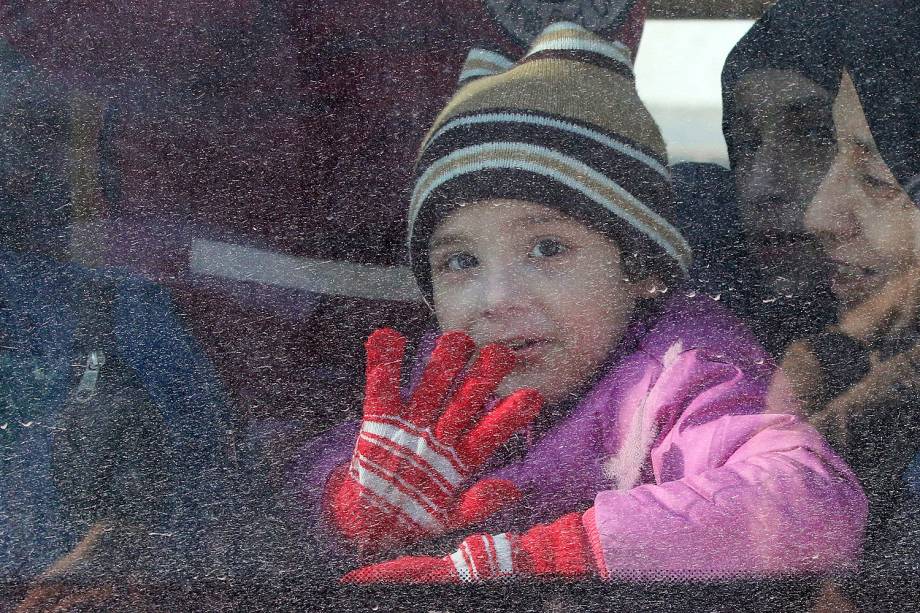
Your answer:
(291, 22), (865, 583)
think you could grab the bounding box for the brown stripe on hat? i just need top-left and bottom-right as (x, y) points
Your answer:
(418, 109), (668, 183)
(518, 49), (635, 80)
(410, 143), (690, 271)
(423, 61), (665, 161)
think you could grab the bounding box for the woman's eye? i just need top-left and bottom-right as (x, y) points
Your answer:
(444, 252), (478, 271)
(530, 238), (568, 259)
(806, 124), (835, 147)
(729, 122), (760, 163)
(792, 116), (836, 149)
(862, 173), (900, 196)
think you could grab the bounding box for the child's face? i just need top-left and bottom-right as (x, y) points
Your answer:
(429, 199), (643, 405)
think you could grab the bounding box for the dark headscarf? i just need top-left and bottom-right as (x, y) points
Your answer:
(721, 0), (845, 170)
(839, 0), (920, 205)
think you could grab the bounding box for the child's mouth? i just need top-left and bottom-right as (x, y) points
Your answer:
(501, 337), (551, 362)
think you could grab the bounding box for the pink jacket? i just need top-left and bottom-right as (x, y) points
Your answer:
(291, 295), (866, 579)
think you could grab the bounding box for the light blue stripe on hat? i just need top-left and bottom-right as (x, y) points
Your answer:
(467, 48), (515, 69)
(527, 21), (632, 67)
(458, 48), (515, 83)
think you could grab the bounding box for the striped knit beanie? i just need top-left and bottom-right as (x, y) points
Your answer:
(408, 22), (691, 301)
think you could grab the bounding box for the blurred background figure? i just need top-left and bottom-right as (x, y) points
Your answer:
(0, 47), (236, 613)
(674, 0), (842, 358)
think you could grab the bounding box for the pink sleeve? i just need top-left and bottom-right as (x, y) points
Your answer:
(590, 349), (867, 581)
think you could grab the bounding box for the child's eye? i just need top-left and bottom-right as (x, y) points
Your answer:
(443, 252), (478, 272)
(530, 238), (568, 259)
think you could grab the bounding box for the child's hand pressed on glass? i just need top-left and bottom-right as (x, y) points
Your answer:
(327, 328), (543, 552)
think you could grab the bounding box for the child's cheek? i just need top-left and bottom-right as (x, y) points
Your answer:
(495, 372), (526, 400)
(495, 366), (545, 399)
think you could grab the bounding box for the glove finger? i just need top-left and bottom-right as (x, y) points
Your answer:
(435, 343), (515, 446)
(453, 478), (522, 530)
(363, 328), (406, 418)
(457, 388), (542, 468)
(406, 331), (476, 427)
(341, 556), (456, 584)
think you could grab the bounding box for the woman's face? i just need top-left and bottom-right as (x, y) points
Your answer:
(804, 74), (920, 312)
(429, 199), (646, 405)
(730, 70), (837, 291)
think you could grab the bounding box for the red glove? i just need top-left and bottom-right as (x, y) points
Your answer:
(342, 511), (605, 584)
(328, 328), (543, 551)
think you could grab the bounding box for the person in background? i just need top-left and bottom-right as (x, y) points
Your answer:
(675, 0), (843, 358)
(767, 2), (920, 609)
(0, 16), (236, 609)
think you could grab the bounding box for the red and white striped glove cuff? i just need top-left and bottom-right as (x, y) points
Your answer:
(443, 512), (605, 582)
(448, 533), (517, 582)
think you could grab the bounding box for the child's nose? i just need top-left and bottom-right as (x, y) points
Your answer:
(478, 266), (526, 318)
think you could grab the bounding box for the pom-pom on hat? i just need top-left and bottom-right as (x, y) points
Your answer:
(407, 22), (691, 301)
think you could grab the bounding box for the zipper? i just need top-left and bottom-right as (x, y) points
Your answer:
(74, 349), (106, 403)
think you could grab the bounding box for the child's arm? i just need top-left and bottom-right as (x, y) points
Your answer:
(342, 511), (603, 583)
(589, 413), (866, 580)
(572, 347), (868, 580)
(342, 345), (867, 582)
